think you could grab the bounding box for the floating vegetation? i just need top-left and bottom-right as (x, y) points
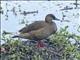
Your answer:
(20, 10), (38, 16)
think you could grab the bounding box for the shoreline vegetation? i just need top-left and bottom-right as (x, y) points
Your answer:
(1, 26), (80, 60)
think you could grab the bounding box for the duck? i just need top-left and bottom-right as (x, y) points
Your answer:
(12, 14), (59, 48)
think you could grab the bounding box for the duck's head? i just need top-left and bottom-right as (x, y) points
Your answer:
(45, 14), (60, 23)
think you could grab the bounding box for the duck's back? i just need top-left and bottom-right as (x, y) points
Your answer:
(19, 21), (47, 33)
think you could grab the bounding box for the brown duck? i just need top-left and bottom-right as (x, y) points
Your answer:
(12, 14), (59, 48)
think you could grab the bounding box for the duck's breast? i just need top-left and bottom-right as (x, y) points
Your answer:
(50, 22), (57, 34)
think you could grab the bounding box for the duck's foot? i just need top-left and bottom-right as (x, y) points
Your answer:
(36, 40), (45, 48)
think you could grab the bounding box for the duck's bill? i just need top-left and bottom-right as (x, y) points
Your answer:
(54, 18), (70, 22)
(54, 18), (61, 21)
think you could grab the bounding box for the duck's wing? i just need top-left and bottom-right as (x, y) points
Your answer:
(19, 21), (45, 33)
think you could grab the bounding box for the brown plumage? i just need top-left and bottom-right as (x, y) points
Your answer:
(12, 14), (59, 48)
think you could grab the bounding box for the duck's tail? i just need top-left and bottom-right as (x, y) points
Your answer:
(12, 33), (31, 39)
(12, 35), (21, 38)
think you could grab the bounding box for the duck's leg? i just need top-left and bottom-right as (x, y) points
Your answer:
(36, 40), (45, 48)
